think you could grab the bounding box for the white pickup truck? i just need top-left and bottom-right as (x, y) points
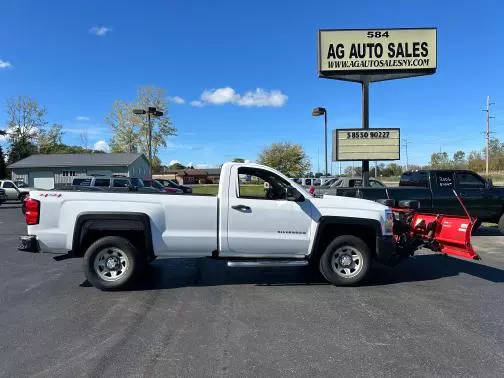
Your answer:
(19, 162), (399, 290)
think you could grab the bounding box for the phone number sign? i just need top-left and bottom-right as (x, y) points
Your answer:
(318, 28), (436, 76)
(332, 128), (400, 161)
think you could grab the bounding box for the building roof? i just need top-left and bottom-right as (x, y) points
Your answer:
(8, 153), (146, 169)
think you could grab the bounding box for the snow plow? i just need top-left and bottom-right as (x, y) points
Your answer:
(381, 189), (480, 263)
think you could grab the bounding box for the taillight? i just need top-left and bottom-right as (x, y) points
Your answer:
(25, 197), (40, 225)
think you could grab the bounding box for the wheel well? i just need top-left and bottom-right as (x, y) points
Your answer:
(72, 213), (154, 261)
(310, 219), (379, 262)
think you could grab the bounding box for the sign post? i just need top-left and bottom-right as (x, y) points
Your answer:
(318, 28), (437, 186)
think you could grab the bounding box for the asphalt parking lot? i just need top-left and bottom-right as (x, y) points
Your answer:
(1, 203), (504, 377)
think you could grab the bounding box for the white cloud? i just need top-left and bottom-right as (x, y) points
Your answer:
(167, 96), (185, 104)
(168, 160), (180, 166)
(201, 87), (240, 105)
(0, 59), (12, 69)
(191, 87), (288, 107)
(89, 26), (112, 36)
(93, 140), (110, 152)
(237, 89), (287, 107)
(194, 163), (210, 169)
(190, 100), (204, 107)
(75, 116), (90, 121)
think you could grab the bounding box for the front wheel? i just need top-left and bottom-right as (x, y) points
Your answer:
(83, 236), (144, 290)
(498, 214), (504, 235)
(319, 235), (372, 286)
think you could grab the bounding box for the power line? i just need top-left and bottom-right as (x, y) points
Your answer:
(401, 138), (412, 170)
(483, 96), (495, 175)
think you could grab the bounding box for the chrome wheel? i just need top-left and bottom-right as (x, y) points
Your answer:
(93, 247), (129, 282)
(330, 245), (363, 278)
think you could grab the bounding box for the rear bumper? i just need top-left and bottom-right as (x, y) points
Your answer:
(18, 235), (39, 253)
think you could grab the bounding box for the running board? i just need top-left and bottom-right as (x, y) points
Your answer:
(227, 260), (308, 268)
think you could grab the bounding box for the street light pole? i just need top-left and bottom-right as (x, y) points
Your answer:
(132, 107), (164, 176)
(324, 110), (328, 177)
(312, 107), (328, 177)
(147, 110), (152, 166)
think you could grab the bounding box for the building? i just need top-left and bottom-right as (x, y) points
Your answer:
(8, 153), (151, 188)
(155, 167), (221, 185)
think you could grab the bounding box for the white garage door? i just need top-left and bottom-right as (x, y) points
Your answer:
(29, 171), (55, 189)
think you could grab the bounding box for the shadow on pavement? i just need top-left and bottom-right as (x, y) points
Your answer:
(474, 226), (502, 236)
(91, 254), (504, 291)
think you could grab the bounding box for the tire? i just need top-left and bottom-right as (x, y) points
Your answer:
(319, 235), (372, 286)
(498, 214), (504, 235)
(471, 220), (482, 234)
(83, 236), (145, 290)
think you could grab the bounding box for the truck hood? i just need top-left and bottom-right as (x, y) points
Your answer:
(311, 194), (388, 213)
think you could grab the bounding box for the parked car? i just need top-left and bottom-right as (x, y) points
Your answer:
(0, 180), (31, 201)
(332, 169), (504, 232)
(71, 176), (159, 193)
(155, 178), (192, 193)
(142, 179), (183, 194)
(315, 177), (385, 197)
(0, 188), (7, 205)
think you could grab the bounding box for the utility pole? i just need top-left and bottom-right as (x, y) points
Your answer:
(483, 96), (495, 175)
(402, 138), (411, 171)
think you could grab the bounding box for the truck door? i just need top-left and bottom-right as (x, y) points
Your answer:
(454, 171), (497, 220)
(431, 172), (462, 215)
(227, 166), (313, 256)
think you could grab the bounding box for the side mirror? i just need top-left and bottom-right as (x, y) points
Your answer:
(286, 186), (303, 201)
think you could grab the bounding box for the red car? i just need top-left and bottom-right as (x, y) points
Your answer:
(142, 179), (183, 194)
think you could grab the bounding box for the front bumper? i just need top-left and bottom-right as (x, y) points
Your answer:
(375, 235), (399, 266)
(18, 235), (39, 253)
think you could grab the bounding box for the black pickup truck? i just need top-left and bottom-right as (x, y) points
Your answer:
(329, 169), (504, 232)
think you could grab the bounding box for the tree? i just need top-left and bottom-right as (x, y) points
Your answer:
(0, 146), (7, 179)
(257, 142), (310, 177)
(232, 158), (245, 163)
(5, 96), (47, 163)
(106, 100), (138, 153)
(133, 86), (177, 159)
(168, 162), (186, 170)
(39, 124), (64, 154)
(430, 152), (450, 168)
(107, 86), (177, 163)
(452, 150), (466, 169)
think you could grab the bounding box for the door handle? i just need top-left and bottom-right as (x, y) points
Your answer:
(232, 204), (251, 212)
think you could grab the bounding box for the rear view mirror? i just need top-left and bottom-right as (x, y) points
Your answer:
(398, 200), (419, 210)
(286, 187), (303, 202)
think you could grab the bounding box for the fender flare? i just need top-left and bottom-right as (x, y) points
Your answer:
(72, 212), (154, 259)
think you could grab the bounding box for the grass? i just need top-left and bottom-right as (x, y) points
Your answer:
(191, 184), (266, 197)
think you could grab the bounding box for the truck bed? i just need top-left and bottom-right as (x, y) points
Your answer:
(29, 190), (218, 256)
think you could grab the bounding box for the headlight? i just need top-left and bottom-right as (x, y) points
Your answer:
(384, 210), (394, 235)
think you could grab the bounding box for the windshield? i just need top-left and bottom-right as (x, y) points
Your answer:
(130, 178), (144, 187)
(151, 180), (164, 189)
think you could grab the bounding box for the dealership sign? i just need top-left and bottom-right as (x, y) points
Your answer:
(319, 28), (436, 77)
(332, 128), (400, 161)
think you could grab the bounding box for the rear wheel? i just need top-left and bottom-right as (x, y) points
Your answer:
(83, 236), (145, 290)
(498, 214), (504, 235)
(319, 235), (371, 286)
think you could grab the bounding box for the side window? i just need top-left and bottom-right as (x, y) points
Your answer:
(351, 179), (363, 187)
(3, 181), (15, 188)
(417, 172), (429, 188)
(113, 179), (130, 188)
(94, 179), (110, 187)
(237, 167), (290, 200)
(370, 180), (384, 187)
(455, 172), (485, 188)
(436, 172), (454, 189)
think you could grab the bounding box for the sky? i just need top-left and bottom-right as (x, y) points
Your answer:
(1, 0), (503, 172)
